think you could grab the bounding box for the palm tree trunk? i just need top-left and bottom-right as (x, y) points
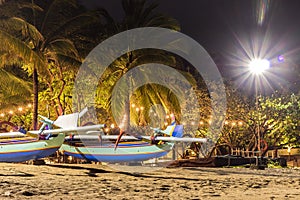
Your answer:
(32, 67), (38, 130)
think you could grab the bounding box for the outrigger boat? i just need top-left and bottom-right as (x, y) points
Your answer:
(58, 112), (208, 163)
(0, 133), (65, 162)
(2, 108), (208, 163)
(0, 109), (104, 163)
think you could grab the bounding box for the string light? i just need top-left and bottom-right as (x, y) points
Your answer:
(110, 124), (115, 129)
(0, 103), (32, 118)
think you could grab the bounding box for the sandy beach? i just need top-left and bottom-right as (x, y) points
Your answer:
(0, 163), (299, 200)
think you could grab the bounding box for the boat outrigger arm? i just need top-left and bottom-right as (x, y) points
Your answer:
(65, 134), (208, 143)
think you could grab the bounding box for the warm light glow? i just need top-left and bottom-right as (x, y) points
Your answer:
(199, 121), (204, 125)
(140, 107), (144, 110)
(238, 121), (243, 126)
(166, 115), (170, 119)
(164, 122), (168, 126)
(136, 107), (140, 112)
(232, 122), (236, 126)
(249, 58), (270, 74)
(8, 110), (13, 115)
(0, 113), (4, 117)
(18, 107), (23, 112)
(131, 104), (135, 108)
(224, 121), (229, 125)
(110, 124), (115, 129)
(191, 121), (195, 125)
(208, 120), (212, 124)
(27, 103), (32, 108)
(104, 128), (110, 132)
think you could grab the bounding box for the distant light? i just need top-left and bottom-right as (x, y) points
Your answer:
(110, 124), (115, 129)
(27, 103), (32, 108)
(249, 59), (270, 74)
(0, 113), (4, 117)
(277, 55), (284, 62)
(18, 107), (23, 112)
(8, 110), (13, 115)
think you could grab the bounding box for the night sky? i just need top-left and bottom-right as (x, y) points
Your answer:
(81, 0), (300, 93)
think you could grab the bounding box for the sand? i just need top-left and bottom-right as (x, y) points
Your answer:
(0, 163), (299, 200)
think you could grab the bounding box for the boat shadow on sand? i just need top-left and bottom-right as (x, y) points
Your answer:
(0, 172), (34, 177)
(46, 164), (200, 181)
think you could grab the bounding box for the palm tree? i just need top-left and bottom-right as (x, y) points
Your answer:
(0, 67), (32, 110)
(92, 0), (184, 130)
(0, 0), (104, 129)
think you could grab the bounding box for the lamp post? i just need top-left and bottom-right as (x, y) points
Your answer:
(248, 58), (270, 157)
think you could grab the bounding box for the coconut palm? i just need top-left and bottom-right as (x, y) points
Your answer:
(91, 0), (187, 130)
(0, 68), (31, 110)
(0, 0), (105, 129)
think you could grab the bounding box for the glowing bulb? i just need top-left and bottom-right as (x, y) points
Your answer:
(166, 115), (170, 119)
(18, 107), (23, 112)
(131, 104), (135, 108)
(136, 107), (140, 112)
(0, 113), (4, 117)
(110, 124), (115, 129)
(164, 122), (168, 126)
(8, 110), (13, 115)
(27, 103), (32, 108)
(232, 122), (236, 126)
(249, 59), (270, 74)
(140, 107), (144, 110)
(224, 121), (229, 125)
(104, 128), (110, 132)
(199, 121), (204, 125)
(238, 121), (243, 126)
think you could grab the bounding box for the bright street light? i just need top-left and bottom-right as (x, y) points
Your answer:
(248, 58), (270, 74)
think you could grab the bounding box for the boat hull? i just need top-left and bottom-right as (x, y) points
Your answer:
(0, 134), (65, 162)
(60, 141), (173, 163)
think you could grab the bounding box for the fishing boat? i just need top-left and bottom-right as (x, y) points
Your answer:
(60, 114), (208, 163)
(0, 108), (104, 163)
(0, 133), (64, 162)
